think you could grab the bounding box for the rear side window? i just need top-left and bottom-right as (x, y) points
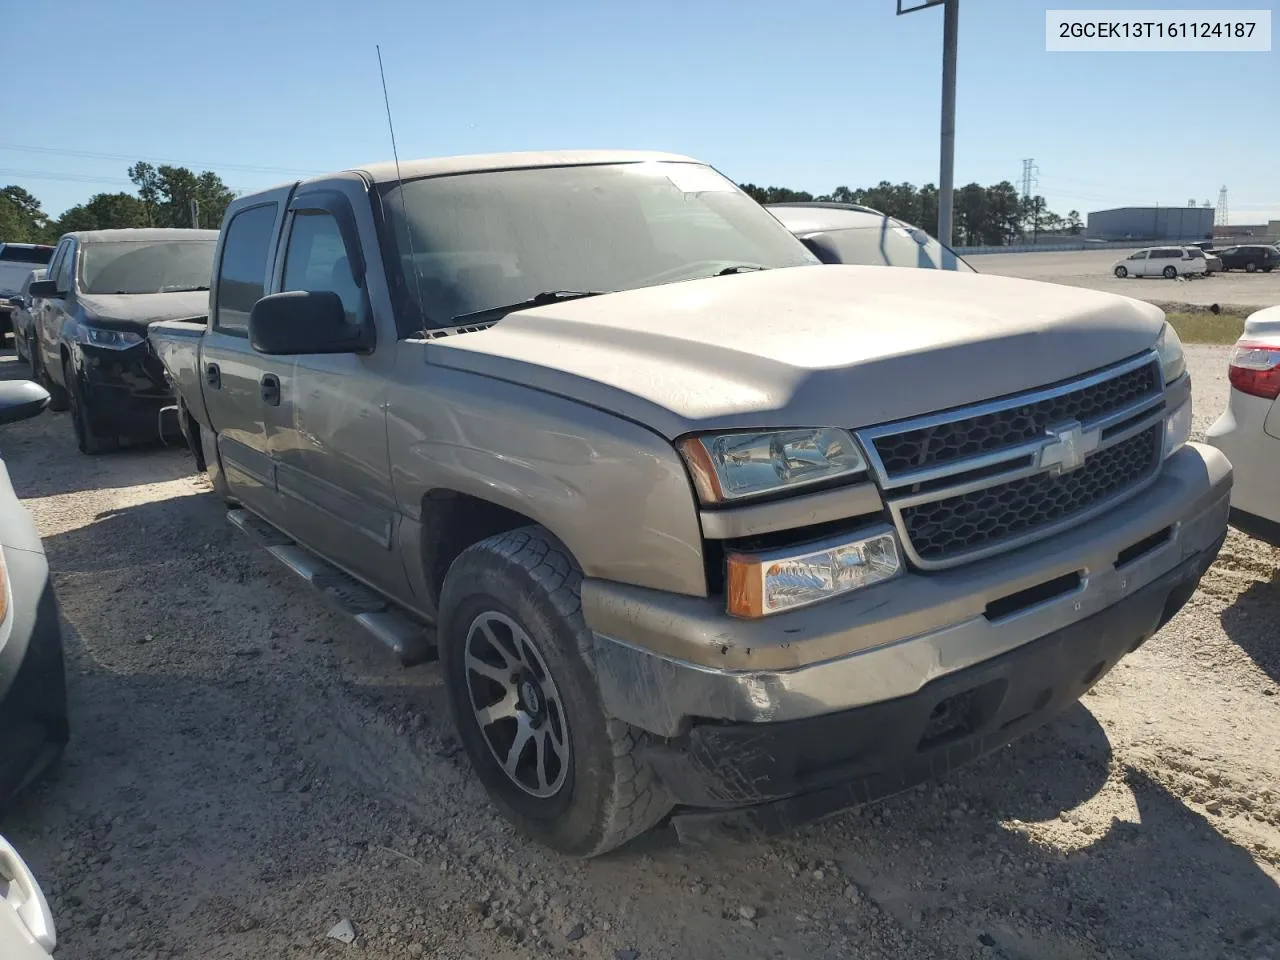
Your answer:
(0, 245), (53, 264)
(215, 204), (278, 334)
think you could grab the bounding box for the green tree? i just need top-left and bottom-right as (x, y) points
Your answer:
(55, 192), (150, 233)
(0, 186), (54, 242)
(128, 162), (233, 229)
(1067, 210), (1083, 235)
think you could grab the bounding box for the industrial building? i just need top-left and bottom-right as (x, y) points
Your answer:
(1086, 206), (1215, 243)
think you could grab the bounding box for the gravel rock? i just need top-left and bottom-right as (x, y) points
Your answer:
(326, 919), (357, 945)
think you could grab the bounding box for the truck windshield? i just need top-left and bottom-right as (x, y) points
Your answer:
(79, 240), (216, 295)
(379, 161), (819, 329)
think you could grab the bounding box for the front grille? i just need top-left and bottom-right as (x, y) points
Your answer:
(873, 360), (1161, 478)
(900, 425), (1161, 564)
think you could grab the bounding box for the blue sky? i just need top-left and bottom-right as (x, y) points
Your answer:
(4, 0), (1277, 223)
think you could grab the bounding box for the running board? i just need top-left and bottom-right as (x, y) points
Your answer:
(227, 508), (436, 665)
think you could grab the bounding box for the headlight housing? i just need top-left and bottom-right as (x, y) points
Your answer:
(74, 324), (143, 350)
(1155, 322), (1186, 383)
(678, 428), (867, 503)
(1163, 396), (1192, 459)
(727, 527), (901, 618)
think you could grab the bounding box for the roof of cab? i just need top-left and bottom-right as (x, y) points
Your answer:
(348, 149), (700, 186)
(59, 228), (220, 243)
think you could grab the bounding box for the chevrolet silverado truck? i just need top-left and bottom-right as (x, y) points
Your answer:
(146, 151), (1232, 857)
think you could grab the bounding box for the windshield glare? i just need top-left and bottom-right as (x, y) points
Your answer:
(79, 240), (216, 295)
(815, 223), (974, 272)
(380, 162), (819, 328)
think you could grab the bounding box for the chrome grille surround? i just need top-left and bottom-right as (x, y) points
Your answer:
(857, 352), (1167, 570)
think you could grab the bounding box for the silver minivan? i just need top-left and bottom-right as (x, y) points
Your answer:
(1112, 246), (1197, 279)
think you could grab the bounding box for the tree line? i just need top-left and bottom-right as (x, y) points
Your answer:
(2, 164), (1081, 250)
(0, 163), (235, 245)
(738, 181), (1083, 246)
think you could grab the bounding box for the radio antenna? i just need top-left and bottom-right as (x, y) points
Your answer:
(376, 45), (427, 332)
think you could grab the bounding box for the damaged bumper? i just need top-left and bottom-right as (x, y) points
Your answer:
(584, 443), (1230, 834)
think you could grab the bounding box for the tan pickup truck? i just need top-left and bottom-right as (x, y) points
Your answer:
(147, 151), (1232, 856)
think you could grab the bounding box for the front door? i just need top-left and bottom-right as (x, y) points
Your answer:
(265, 193), (409, 601)
(201, 191), (294, 518)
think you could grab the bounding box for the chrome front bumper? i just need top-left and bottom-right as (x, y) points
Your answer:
(587, 443), (1231, 737)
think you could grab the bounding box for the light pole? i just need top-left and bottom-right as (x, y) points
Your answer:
(898, 0), (959, 246)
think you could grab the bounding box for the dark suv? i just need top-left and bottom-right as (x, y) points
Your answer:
(1216, 244), (1280, 273)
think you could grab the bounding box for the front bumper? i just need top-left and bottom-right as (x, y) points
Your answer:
(76, 342), (177, 440)
(0, 545), (68, 806)
(588, 443), (1231, 737)
(656, 536), (1222, 840)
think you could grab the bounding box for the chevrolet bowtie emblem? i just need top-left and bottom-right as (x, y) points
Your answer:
(1040, 421), (1100, 474)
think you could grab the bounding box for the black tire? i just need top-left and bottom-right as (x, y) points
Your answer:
(64, 357), (117, 455)
(1162, 265), (1177, 279)
(39, 353), (69, 412)
(1245, 262), (1257, 273)
(438, 526), (673, 857)
(1114, 266), (1128, 278)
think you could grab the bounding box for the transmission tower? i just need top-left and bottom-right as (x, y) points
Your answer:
(1020, 158), (1040, 202)
(1215, 186), (1229, 226)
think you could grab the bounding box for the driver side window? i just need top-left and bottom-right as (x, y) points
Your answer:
(281, 212), (362, 324)
(1128, 251), (1147, 260)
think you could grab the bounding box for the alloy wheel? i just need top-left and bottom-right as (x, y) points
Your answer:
(464, 610), (570, 798)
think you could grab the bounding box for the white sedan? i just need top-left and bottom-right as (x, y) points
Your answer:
(1112, 247), (1200, 279)
(1206, 305), (1280, 546)
(0, 836), (56, 959)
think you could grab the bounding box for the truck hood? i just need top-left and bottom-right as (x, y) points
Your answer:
(79, 290), (208, 331)
(427, 265), (1167, 439)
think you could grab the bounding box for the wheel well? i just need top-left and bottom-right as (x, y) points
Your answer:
(421, 490), (541, 606)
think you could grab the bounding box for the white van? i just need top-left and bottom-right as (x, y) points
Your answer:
(1112, 246), (1198, 279)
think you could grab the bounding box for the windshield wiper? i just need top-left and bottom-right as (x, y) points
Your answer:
(450, 290), (607, 325)
(715, 264), (769, 276)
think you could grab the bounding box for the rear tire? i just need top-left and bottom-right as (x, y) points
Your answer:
(1163, 265), (1177, 279)
(1114, 266), (1128, 278)
(64, 358), (118, 455)
(1245, 261), (1258, 273)
(439, 526), (673, 857)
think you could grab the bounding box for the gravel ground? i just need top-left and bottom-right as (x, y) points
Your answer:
(971, 248), (1280, 311)
(1, 345), (1277, 960)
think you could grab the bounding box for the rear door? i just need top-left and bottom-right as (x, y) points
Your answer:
(201, 189), (294, 516)
(37, 239), (76, 382)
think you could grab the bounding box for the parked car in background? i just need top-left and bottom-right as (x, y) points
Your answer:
(1111, 247), (1199, 279)
(148, 150), (1228, 857)
(26, 228), (217, 454)
(0, 245), (54, 340)
(0, 380), (68, 810)
(5, 270), (45, 365)
(1216, 244), (1280, 273)
(767, 202), (974, 271)
(0, 835), (57, 959)
(1207, 304), (1280, 546)
(1183, 246), (1221, 276)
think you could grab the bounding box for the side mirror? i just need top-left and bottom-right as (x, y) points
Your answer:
(26, 279), (59, 298)
(248, 291), (372, 356)
(0, 380), (50, 425)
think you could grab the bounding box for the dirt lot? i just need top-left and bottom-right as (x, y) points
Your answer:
(971, 248), (1280, 311)
(2, 345), (1277, 960)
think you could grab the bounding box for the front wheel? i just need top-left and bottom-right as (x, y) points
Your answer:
(1163, 265), (1178, 279)
(38, 353), (69, 412)
(439, 527), (673, 857)
(64, 358), (118, 455)
(1114, 266), (1128, 278)
(1245, 262), (1258, 273)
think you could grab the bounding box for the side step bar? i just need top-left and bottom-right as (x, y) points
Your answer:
(227, 508), (436, 665)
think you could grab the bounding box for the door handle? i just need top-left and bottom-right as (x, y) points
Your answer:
(205, 362), (221, 389)
(261, 373), (281, 407)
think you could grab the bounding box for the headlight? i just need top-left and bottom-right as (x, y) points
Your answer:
(1155, 322), (1186, 383)
(74, 324), (143, 350)
(726, 527), (901, 618)
(678, 428), (867, 503)
(1163, 396), (1192, 459)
